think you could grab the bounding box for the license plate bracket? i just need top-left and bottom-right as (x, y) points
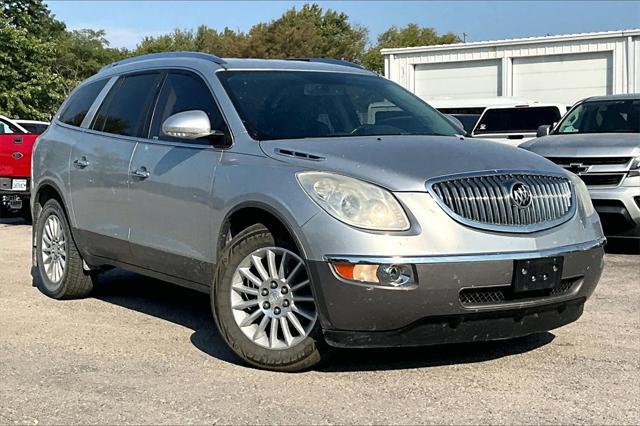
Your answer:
(513, 257), (563, 292)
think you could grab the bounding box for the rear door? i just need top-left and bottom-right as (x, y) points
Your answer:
(69, 72), (162, 261)
(127, 70), (225, 284)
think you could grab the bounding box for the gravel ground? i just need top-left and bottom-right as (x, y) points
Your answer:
(1, 217), (639, 425)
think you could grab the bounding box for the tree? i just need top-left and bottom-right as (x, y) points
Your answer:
(362, 24), (460, 74)
(133, 4), (367, 62)
(1, 0), (65, 38)
(0, 0), (128, 119)
(0, 16), (66, 120)
(246, 4), (367, 61)
(53, 29), (129, 93)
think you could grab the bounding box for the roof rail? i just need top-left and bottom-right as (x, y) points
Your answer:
(99, 51), (227, 72)
(286, 58), (366, 70)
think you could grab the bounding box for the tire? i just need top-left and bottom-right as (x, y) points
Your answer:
(35, 199), (93, 299)
(212, 223), (326, 372)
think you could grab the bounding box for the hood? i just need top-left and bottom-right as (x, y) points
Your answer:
(260, 135), (563, 192)
(522, 133), (640, 158)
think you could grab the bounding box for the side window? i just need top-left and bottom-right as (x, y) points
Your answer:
(92, 73), (161, 137)
(0, 118), (21, 134)
(59, 79), (108, 127)
(150, 72), (226, 143)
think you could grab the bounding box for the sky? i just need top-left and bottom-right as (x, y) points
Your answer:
(45, 1), (640, 50)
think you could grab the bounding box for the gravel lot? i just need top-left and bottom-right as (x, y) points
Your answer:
(1, 217), (639, 425)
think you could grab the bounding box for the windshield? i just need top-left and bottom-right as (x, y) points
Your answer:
(217, 71), (458, 141)
(556, 99), (640, 134)
(474, 107), (561, 134)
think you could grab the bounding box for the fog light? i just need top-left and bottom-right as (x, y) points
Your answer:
(332, 262), (416, 287)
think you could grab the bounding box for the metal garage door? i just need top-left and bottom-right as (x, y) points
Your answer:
(414, 60), (501, 99)
(513, 52), (612, 105)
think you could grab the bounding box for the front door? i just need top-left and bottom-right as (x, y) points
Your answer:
(128, 70), (227, 284)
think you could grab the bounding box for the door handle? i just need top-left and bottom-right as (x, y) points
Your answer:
(131, 167), (150, 179)
(73, 157), (89, 168)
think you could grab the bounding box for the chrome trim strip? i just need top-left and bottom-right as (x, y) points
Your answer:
(425, 169), (576, 234)
(324, 237), (606, 265)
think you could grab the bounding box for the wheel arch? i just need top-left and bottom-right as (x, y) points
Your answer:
(217, 201), (310, 262)
(31, 180), (74, 253)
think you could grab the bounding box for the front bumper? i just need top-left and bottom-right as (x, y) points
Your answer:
(308, 239), (605, 348)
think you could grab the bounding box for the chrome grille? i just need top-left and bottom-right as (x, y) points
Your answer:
(429, 172), (574, 232)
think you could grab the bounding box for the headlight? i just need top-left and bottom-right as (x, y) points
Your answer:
(297, 172), (410, 231)
(569, 173), (595, 216)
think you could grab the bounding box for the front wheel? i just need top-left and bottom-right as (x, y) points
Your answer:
(212, 224), (326, 371)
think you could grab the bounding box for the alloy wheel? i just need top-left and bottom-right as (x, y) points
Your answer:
(41, 214), (67, 284)
(230, 247), (318, 350)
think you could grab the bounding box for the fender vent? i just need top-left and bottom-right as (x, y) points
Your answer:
(275, 149), (324, 161)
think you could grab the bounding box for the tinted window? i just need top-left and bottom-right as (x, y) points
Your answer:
(19, 123), (48, 134)
(218, 71), (457, 141)
(451, 114), (480, 133)
(557, 99), (639, 134)
(93, 73), (161, 137)
(475, 107), (561, 134)
(150, 72), (226, 142)
(438, 107), (486, 115)
(59, 79), (108, 127)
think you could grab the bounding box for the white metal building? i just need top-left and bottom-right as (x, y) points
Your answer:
(382, 29), (640, 105)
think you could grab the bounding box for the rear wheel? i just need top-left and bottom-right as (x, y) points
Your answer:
(212, 223), (325, 371)
(35, 199), (94, 299)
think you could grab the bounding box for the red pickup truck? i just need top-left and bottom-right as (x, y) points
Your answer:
(0, 115), (42, 219)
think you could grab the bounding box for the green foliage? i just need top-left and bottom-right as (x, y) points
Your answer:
(0, 0), (459, 119)
(1, 0), (65, 38)
(0, 0), (126, 120)
(362, 24), (461, 74)
(134, 4), (367, 61)
(0, 2), (66, 120)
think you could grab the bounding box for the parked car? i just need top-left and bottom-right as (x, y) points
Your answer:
(430, 97), (535, 134)
(31, 52), (605, 371)
(0, 115), (40, 218)
(471, 103), (569, 146)
(521, 94), (640, 244)
(14, 120), (49, 135)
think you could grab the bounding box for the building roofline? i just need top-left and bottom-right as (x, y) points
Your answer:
(381, 29), (640, 55)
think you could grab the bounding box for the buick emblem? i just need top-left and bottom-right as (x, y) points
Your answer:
(12, 152), (23, 160)
(511, 182), (532, 208)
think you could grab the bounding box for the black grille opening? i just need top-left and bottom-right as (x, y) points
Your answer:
(547, 157), (631, 166)
(459, 277), (582, 306)
(579, 174), (624, 187)
(593, 199), (635, 234)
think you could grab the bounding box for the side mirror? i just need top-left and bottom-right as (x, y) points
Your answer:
(444, 114), (467, 136)
(536, 124), (551, 138)
(162, 110), (224, 140)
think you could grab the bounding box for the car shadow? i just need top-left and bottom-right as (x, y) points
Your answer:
(31, 267), (556, 372)
(319, 332), (555, 373)
(605, 239), (640, 255)
(0, 215), (29, 225)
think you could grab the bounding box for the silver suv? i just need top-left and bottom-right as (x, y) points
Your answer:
(523, 94), (640, 245)
(31, 52), (605, 371)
